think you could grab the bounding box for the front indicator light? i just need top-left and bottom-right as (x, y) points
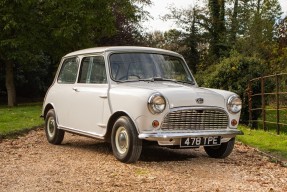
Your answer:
(152, 120), (160, 128)
(231, 119), (238, 126)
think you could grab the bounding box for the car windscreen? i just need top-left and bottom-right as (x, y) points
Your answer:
(109, 53), (194, 84)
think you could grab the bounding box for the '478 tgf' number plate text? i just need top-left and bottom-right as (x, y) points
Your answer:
(180, 136), (221, 147)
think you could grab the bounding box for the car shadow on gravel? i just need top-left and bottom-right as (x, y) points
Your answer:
(140, 145), (198, 162)
(58, 137), (199, 162)
(60, 139), (113, 155)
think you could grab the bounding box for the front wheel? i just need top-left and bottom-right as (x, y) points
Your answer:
(111, 116), (142, 163)
(45, 109), (65, 145)
(204, 137), (235, 158)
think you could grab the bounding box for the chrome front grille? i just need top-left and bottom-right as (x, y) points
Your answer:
(161, 109), (228, 130)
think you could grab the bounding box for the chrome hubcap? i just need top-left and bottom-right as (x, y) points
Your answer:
(118, 132), (127, 147)
(115, 126), (129, 154)
(47, 117), (56, 138)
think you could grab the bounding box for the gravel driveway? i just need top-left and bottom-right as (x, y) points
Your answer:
(0, 128), (286, 192)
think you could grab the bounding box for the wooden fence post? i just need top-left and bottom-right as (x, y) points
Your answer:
(276, 74), (280, 135)
(248, 73), (287, 135)
(261, 76), (266, 131)
(248, 81), (253, 127)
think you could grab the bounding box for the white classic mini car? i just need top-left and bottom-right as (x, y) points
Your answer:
(42, 46), (243, 163)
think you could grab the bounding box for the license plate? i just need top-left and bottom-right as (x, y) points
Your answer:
(180, 136), (221, 147)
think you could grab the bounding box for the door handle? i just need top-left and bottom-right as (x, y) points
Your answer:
(72, 88), (79, 92)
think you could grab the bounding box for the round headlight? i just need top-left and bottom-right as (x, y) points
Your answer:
(148, 93), (166, 114)
(227, 95), (242, 114)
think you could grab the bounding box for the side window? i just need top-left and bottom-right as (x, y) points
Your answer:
(78, 57), (90, 83)
(57, 57), (79, 84)
(78, 56), (107, 84)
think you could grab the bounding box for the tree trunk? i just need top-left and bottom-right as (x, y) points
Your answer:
(208, 0), (226, 59)
(5, 61), (17, 107)
(230, 0), (238, 45)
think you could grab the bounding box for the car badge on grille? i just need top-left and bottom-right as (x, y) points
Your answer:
(196, 98), (204, 104)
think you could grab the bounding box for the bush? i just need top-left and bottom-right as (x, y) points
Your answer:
(201, 52), (267, 124)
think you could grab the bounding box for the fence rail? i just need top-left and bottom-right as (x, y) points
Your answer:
(247, 73), (287, 135)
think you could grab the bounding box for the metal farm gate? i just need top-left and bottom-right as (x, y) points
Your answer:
(247, 73), (287, 135)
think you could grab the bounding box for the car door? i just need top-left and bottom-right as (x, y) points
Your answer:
(54, 57), (80, 127)
(67, 55), (109, 136)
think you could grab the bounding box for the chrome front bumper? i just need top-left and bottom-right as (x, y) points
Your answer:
(138, 129), (243, 141)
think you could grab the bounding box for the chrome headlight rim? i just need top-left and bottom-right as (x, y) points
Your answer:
(147, 93), (166, 114)
(227, 95), (242, 114)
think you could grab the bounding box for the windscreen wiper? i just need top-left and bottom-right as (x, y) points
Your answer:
(116, 79), (140, 83)
(143, 77), (173, 82)
(144, 77), (195, 85)
(117, 77), (195, 85)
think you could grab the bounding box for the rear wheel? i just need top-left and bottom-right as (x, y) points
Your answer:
(111, 116), (142, 163)
(45, 109), (65, 145)
(204, 137), (235, 158)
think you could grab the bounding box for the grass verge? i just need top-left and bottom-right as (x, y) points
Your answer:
(0, 103), (43, 138)
(237, 125), (287, 161)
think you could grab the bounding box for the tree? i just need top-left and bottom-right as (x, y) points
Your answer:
(208, 0), (227, 58)
(163, 0), (282, 65)
(97, 0), (151, 46)
(144, 30), (166, 48)
(0, 0), (150, 106)
(0, 0), (45, 106)
(234, 0), (282, 62)
(185, 7), (200, 73)
(162, 0), (284, 123)
(143, 29), (199, 71)
(163, 4), (205, 71)
(164, 0), (228, 68)
(275, 16), (287, 49)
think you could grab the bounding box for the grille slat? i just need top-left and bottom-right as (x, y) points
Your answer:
(161, 109), (228, 130)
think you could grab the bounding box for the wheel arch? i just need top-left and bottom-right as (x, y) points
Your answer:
(105, 111), (138, 143)
(43, 103), (54, 119)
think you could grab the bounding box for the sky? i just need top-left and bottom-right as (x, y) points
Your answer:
(142, 0), (287, 32)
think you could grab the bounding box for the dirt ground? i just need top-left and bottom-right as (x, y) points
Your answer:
(0, 128), (286, 192)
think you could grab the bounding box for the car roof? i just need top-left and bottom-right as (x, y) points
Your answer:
(64, 46), (182, 58)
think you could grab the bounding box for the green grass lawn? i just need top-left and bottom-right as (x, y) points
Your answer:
(237, 125), (287, 161)
(0, 103), (43, 136)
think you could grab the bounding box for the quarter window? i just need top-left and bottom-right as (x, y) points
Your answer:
(57, 57), (79, 84)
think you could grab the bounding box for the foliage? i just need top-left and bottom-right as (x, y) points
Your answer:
(199, 52), (266, 123)
(275, 16), (287, 47)
(15, 55), (51, 98)
(0, 0), (286, 109)
(144, 29), (187, 51)
(162, 0), (283, 69)
(160, 0), (285, 123)
(144, 29), (199, 73)
(163, 3), (211, 69)
(97, 0), (151, 46)
(0, 0), (151, 106)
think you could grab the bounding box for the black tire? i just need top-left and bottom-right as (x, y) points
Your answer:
(111, 116), (142, 163)
(45, 109), (65, 145)
(204, 137), (235, 158)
